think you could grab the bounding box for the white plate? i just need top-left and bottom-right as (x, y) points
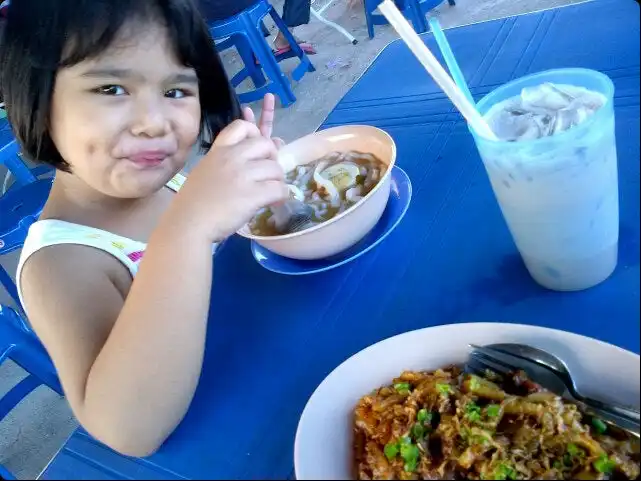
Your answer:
(294, 323), (640, 480)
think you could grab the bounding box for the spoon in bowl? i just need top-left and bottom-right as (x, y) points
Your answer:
(271, 198), (315, 234)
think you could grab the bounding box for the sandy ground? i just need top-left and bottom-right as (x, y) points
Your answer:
(0, 0), (581, 477)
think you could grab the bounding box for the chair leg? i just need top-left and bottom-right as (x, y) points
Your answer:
(243, 25), (297, 107)
(0, 374), (41, 421)
(408, 0), (428, 33)
(268, 8), (315, 81)
(364, 0), (376, 38)
(234, 35), (267, 89)
(215, 34), (266, 90)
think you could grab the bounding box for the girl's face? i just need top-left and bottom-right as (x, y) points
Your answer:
(50, 22), (202, 199)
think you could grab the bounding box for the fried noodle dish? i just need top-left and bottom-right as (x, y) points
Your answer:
(353, 366), (640, 480)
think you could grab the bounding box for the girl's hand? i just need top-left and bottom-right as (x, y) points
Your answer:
(173, 116), (288, 243)
(242, 94), (286, 149)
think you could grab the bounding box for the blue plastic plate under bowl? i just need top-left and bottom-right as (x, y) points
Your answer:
(250, 165), (412, 276)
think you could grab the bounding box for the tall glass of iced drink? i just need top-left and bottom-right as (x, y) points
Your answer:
(470, 69), (619, 291)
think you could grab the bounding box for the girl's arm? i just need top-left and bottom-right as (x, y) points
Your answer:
(21, 213), (213, 457)
(21, 120), (288, 457)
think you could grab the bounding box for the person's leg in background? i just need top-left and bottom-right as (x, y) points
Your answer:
(273, 0), (316, 53)
(261, 21), (271, 37)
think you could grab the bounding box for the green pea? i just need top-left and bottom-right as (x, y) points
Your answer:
(400, 442), (419, 462)
(592, 417), (608, 434)
(593, 454), (616, 474)
(494, 463), (517, 480)
(471, 435), (489, 446)
(404, 458), (418, 473)
(566, 443), (583, 457)
(486, 404), (501, 418)
(466, 401), (480, 412)
(465, 402), (482, 422)
(394, 382), (411, 394)
(467, 411), (481, 422)
(384, 442), (399, 460)
(436, 383), (451, 395)
(417, 408), (429, 423)
(411, 423), (425, 439)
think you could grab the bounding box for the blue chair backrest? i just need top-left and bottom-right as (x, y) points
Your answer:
(0, 304), (62, 395)
(0, 178), (53, 307)
(0, 178), (52, 253)
(0, 139), (37, 187)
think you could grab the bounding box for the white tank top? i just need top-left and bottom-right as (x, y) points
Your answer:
(15, 173), (217, 309)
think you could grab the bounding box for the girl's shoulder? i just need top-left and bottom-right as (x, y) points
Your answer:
(17, 220), (145, 306)
(17, 171), (187, 310)
(23, 171), (186, 270)
(16, 219), (139, 318)
(19, 219), (145, 276)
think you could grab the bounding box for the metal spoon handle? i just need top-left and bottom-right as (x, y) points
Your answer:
(577, 395), (641, 423)
(488, 343), (641, 424)
(578, 401), (640, 439)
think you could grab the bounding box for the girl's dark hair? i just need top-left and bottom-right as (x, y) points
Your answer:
(0, 0), (241, 172)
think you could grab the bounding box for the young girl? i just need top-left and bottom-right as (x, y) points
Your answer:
(0, 0), (288, 457)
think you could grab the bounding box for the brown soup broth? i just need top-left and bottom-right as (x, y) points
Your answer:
(249, 151), (387, 236)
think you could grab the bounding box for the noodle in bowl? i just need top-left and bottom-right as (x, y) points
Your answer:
(237, 125), (397, 260)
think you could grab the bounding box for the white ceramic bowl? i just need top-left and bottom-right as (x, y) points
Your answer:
(294, 323), (640, 480)
(237, 125), (397, 260)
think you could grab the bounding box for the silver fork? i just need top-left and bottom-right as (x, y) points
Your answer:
(467, 345), (640, 438)
(489, 343), (640, 423)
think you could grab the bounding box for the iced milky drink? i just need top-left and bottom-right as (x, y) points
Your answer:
(471, 69), (619, 291)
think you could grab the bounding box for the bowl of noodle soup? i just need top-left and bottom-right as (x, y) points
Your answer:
(237, 125), (397, 260)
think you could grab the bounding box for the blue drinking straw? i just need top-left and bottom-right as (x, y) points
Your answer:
(428, 18), (475, 105)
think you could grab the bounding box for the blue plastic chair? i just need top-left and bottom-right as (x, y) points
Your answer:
(0, 179), (53, 308)
(0, 304), (62, 415)
(364, 0), (455, 39)
(0, 140), (36, 187)
(210, 0), (315, 107)
(0, 304), (63, 481)
(0, 134), (53, 192)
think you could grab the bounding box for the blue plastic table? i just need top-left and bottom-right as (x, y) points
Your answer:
(40, 0), (640, 479)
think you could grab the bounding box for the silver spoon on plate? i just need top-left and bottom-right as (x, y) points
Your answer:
(488, 343), (640, 423)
